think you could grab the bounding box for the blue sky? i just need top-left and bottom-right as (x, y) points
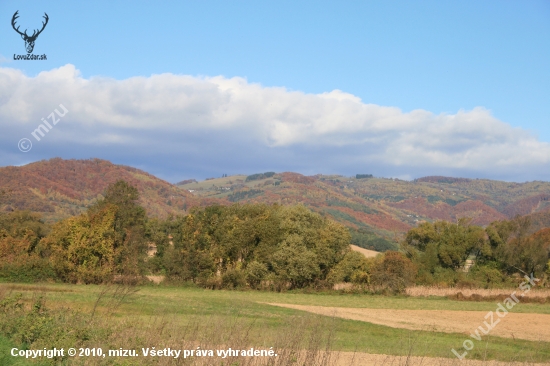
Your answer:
(1, 1), (549, 182)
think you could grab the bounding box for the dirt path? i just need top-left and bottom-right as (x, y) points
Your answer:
(332, 351), (550, 366)
(265, 303), (550, 342)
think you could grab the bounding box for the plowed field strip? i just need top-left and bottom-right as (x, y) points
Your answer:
(265, 303), (550, 342)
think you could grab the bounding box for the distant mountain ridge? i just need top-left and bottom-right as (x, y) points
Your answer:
(1, 158), (549, 249)
(177, 169), (550, 243)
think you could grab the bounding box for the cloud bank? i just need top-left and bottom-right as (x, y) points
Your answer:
(1, 64), (549, 181)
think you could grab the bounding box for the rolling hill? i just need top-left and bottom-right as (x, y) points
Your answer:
(0, 158), (219, 223)
(1, 158), (549, 251)
(177, 171), (550, 249)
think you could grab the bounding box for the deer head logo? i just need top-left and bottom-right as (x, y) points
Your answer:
(12, 11), (49, 54)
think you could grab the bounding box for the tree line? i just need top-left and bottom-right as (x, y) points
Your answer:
(0, 181), (548, 291)
(403, 217), (550, 287)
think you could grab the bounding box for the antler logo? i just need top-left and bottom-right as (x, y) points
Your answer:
(12, 10), (49, 54)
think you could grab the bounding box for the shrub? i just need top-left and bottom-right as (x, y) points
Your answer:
(246, 261), (268, 289)
(327, 251), (370, 285)
(468, 264), (506, 289)
(371, 251), (417, 294)
(0, 257), (55, 283)
(222, 268), (247, 289)
(432, 266), (463, 287)
(0, 292), (104, 364)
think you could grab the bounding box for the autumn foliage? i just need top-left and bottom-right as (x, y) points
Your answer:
(0, 174), (548, 291)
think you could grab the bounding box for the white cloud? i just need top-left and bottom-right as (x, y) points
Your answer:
(0, 64), (549, 181)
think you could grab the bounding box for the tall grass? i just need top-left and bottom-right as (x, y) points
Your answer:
(1, 284), (549, 365)
(407, 286), (550, 299)
(0, 285), (342, 366)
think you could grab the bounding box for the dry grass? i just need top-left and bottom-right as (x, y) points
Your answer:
(1, 285), (341, 366)
(145, 275), (165, 284)
(0, 284), (74, 293)
(333, 282), (354, 290)
(2, 284), (549, 365)
(407, 286), (550, 299)
(77, 313), (550, 366)
(74, 313), (343, 366)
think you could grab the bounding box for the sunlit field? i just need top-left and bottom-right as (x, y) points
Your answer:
(1, 282), (549, 365)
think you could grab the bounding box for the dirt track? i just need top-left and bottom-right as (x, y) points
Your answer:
(332, 351), (550, 366)
(266, 303), (550, 342)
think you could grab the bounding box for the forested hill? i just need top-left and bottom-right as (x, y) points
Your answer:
(1, 158), (550, 252)
(0, 158), (219, 223)
(178, 172), (550, 247)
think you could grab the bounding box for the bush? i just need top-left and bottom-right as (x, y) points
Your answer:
(468, 264), (507, 289)
(0, 293), (104, 364)
(327, 251), (370, 285)
(432, 266), (463, 287)
(222, 268), (247, 289)
(246, 261), (268, 289)
(371, 251), (417, 294)
(0, 257), (55, 283)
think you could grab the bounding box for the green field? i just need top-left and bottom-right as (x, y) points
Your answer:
(1, 283), (549, 365)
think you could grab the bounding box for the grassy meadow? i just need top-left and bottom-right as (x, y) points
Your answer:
(1, 282), (549, 365)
